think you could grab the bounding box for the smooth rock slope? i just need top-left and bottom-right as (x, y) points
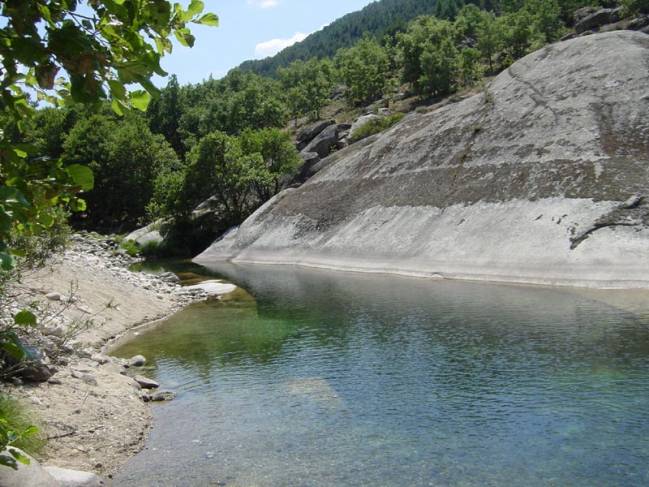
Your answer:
(196, 32), (649, 288)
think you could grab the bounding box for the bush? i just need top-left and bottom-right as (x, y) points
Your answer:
(349, 113), (405, 142)
(62, 113), (180, 231)
(622, 0), (649, 14)
(0, 396), (44, 457)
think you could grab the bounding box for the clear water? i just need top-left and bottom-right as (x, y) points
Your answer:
(113, 263), (649, 487)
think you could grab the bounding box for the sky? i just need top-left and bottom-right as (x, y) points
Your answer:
(158, 0), (376, 85)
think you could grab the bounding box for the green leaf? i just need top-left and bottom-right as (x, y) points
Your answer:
(196, 13), (219, 26)
(9, 448), (30, 465)
(70, 198), (87, 212)
(174, 28), (195, 47)
(111, 99), (124, 116)
(187, 0), (205, 18)
(37, 212), (55, 228)
(130, 90), (152, 111)
(14, 310), (37, 327)
(0, 338), (26, 361)
(0, 252), (15, 271)
(66, 164), (95, 191)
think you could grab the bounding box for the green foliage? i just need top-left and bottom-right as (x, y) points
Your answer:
(398, 17), (458, 96)
(120, 239), (141, 258)
(177, 128), (298, 223)
(279, 59), (335, 122)
(239, 0), (442, 77)
(622, 0), (649, 14)
(335, 37), (392, 106)
(349, 113), (405, 142)
(0, 0), (217, 271)
(62, 112), (180, 229)
(239, 128), (301, 201)
(0, 396), (44, 460)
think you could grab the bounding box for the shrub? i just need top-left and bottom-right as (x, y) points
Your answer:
(0, 396), (44, 457)
(621, 0), (649, 14)
(349, 113), (405, 142)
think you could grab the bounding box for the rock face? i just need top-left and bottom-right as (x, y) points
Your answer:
(196, 32), (649, 289)
(575, 7), (621, 34)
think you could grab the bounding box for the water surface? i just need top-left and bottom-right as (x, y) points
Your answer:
(113, 264), (649, 486)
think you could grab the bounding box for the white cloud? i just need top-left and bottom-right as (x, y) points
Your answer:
(254, 32), (308, 58)
(247, 0), (279, 8)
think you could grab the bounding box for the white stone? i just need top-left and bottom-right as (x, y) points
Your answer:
(43, 466), (105, 486)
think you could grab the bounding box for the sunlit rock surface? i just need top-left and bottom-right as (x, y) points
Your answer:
(197, 32), (649, 288)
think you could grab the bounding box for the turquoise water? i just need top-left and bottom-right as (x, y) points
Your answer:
(113, 263), (649, 486)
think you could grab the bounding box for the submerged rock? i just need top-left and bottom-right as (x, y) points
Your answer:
(196, 32), (649, 289)
(143, 390), (177, 402)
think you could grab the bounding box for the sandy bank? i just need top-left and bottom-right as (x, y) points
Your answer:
(0, 234), (213, 479)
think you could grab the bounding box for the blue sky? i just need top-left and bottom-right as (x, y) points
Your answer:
(160, 0), (376, 85)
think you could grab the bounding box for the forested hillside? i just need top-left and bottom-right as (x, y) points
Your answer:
(238, 0), (443, 77)
(236, 0), (597, 77)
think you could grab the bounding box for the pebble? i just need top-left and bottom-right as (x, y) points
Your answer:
(45, 292), (62, 301)
(71, 370), (98, 386)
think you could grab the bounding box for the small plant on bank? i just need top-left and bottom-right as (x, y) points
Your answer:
(349, 113), (406, 143)
(119, 240), (141, 258)
(0, 395), (44, 469)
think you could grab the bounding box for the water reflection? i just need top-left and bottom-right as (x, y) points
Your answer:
(113, 263), (649, 487)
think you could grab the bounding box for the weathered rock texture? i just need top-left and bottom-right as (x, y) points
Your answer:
(196, 32), (649, 289)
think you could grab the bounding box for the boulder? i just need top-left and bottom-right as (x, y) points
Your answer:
(628, 16), (649, 31)
(181, 280), (237, 297)
(575, 8), (621, 33)
(16, 346), (53, 383)
(0, 448), (58, 487)
(143, 390), (177, 402)
(301, 124), (340, 158)
(43, 466), (105, 487)
(128, 355), (146, 367)
(124, 220), (164, 247)
(134, 375), (159, 389)
(573, 6), (598, 25)
(195, 32), (649, 289)
(296, 120), (335, 150)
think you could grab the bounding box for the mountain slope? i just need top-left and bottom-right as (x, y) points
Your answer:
(238, 0), (440, 77)
(197, 32), (649, 289)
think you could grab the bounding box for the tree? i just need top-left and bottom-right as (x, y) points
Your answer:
(62, 113), (180, 229)
(419, 37), (460, 97)
(0, 0), (217, 271)
(180, 132), (258, 223)
(148, 75), (184, 156)
(475, 11), (503, 73)
(335, 36), (390, 105)
(279, 59), (335, 122)
(397, 17), (458, 96)
(239, 128), (301, 201)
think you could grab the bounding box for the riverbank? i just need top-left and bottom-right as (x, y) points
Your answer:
(0, 233), (215, 481)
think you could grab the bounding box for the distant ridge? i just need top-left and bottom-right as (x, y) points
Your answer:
(238, 0), (439, 77)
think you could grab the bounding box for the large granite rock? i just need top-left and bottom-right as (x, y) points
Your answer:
(196, 32), (649, 289)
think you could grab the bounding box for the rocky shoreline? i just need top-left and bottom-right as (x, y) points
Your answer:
(0, 233), (224, 485)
